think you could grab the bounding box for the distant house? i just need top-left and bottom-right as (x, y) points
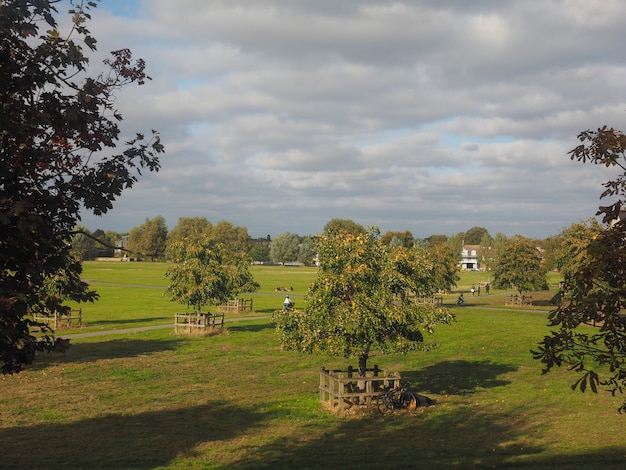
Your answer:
(250, 236), (271, 247)
(115, 234), (129, 256)
(459, 244), (483, 271)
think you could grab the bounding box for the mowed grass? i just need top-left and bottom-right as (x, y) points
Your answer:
(1, 262), (625, 469)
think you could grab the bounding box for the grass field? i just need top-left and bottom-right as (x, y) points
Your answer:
(1, 262), (624, 469)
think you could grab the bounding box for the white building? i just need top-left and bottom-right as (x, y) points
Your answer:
(459, 244), (482, 271)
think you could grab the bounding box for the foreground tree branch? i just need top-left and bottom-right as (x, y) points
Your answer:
(533, 126), (626, 413)
(0, 0), (164, 373)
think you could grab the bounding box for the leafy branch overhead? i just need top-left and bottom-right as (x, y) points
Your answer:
(533, 126), (626, 413)
(0, 0), (164, 373)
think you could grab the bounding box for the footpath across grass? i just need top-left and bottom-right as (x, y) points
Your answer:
(1, 263), (624, 468)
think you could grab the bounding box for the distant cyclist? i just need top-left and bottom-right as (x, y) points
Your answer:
(456, 293), (465, 305)
(283, 294), (294, 311)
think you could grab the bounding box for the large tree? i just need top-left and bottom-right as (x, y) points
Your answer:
(297, 235), (317, 266)
(269, 232), (300, 264)
(167, 217), (213, 250)
(464, 226), (490, 245)
(272, 227), (456, 377)
(0, 0), (164, 373)
(428, 242), (460, 293)
(127, 216), (168, 261)
(323, 218), (366, 236)
(69, 225), (98, 261)
(380, 230), (414, 248)
(552, 219), (603, 282)
(165, 234), (259, 313)
(492, 235), (548, 295)
(210, 220), (251, 254)
(534, 126), (626, 413)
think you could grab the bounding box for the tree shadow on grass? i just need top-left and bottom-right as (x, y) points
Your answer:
(227, 322), (275, 333)
(254, 307), (280, 314)
(84, 317), (171, 327)
(229, 404), (625, 469)
(1, 401), (269, 469)
(33, 338), (184, 366)
(401, 360), (517, 395)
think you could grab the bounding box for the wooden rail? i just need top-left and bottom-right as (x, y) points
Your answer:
(33, 309), (82, 329)
(505, 294), (533, 306)
(319, 366), (401, 414)
(174, 312), (225, 334)
(217, 298), (253, 314)
(411, 296), (444, 306)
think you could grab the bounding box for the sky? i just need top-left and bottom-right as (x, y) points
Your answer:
(69, 0), (626, 239)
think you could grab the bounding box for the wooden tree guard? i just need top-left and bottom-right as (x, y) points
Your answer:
(506, 294), (533, 306)
(319, 366), (401, 413)
(412, 296), (444, 306)
(174, 312), (225, 334)
(217, 298), (253, 314)
(33, 309), (82, 329)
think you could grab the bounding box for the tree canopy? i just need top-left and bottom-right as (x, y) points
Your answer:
(127, 216), (168, 261)
(323, 218), (366, 236)
(464, 226), (490, 245)
(269, 232), (300, 264)
(0, 0), (164, 373)
(272, 227), (456, 377)
(165, 234), (259, 313)
(381, 230), (414, 248)
(534, 126), (626, 413)
(492, 235), (548, 295)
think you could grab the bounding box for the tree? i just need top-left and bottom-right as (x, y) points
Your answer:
(167, 217), (213, 250)
(269, 232), (300, 264)
(492, 235), (548, 295)
(533, 126), (626, 412)
(297, 236), (317, 266)
(480, 232), (508, 273)
(381, 230), (414, 248)
(249, 244), (270, 263)
(552, 219), (603, 281)
(165, 234), (259, 313)
(272, 227), (456, 377)
(478, 232), (494, 271)
(464, 226), (490, 245)
(428, 243), (460, 293)
(427, 234), (448, 247)
(210, 220), (251, 254)
(539, 235), (560, 272)
(447, 233), (464, 263)
(323, 218), (366, 236)
(127, 216), (168, 261)
(413, 238), (430, 250)
(0, 0), (164, 373)
(70, 225), (98, 261)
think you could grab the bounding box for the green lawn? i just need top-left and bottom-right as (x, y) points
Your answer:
(1, 262), (624, 469)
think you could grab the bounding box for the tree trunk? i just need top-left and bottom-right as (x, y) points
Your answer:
(358, 352), (369, 377)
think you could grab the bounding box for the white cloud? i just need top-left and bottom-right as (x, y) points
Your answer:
(74, 0), (626, 239)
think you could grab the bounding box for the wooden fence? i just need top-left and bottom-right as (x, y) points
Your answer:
(217, 298), (253, 314)
(411, 296), (444, 306)
(319, 366), (401, 414)
(174, 312), (225, 334)
(33, 309), (82, 329)
(505, 294), (533, 306)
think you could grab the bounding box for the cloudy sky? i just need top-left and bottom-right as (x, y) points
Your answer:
(72, 0), (626, 239)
